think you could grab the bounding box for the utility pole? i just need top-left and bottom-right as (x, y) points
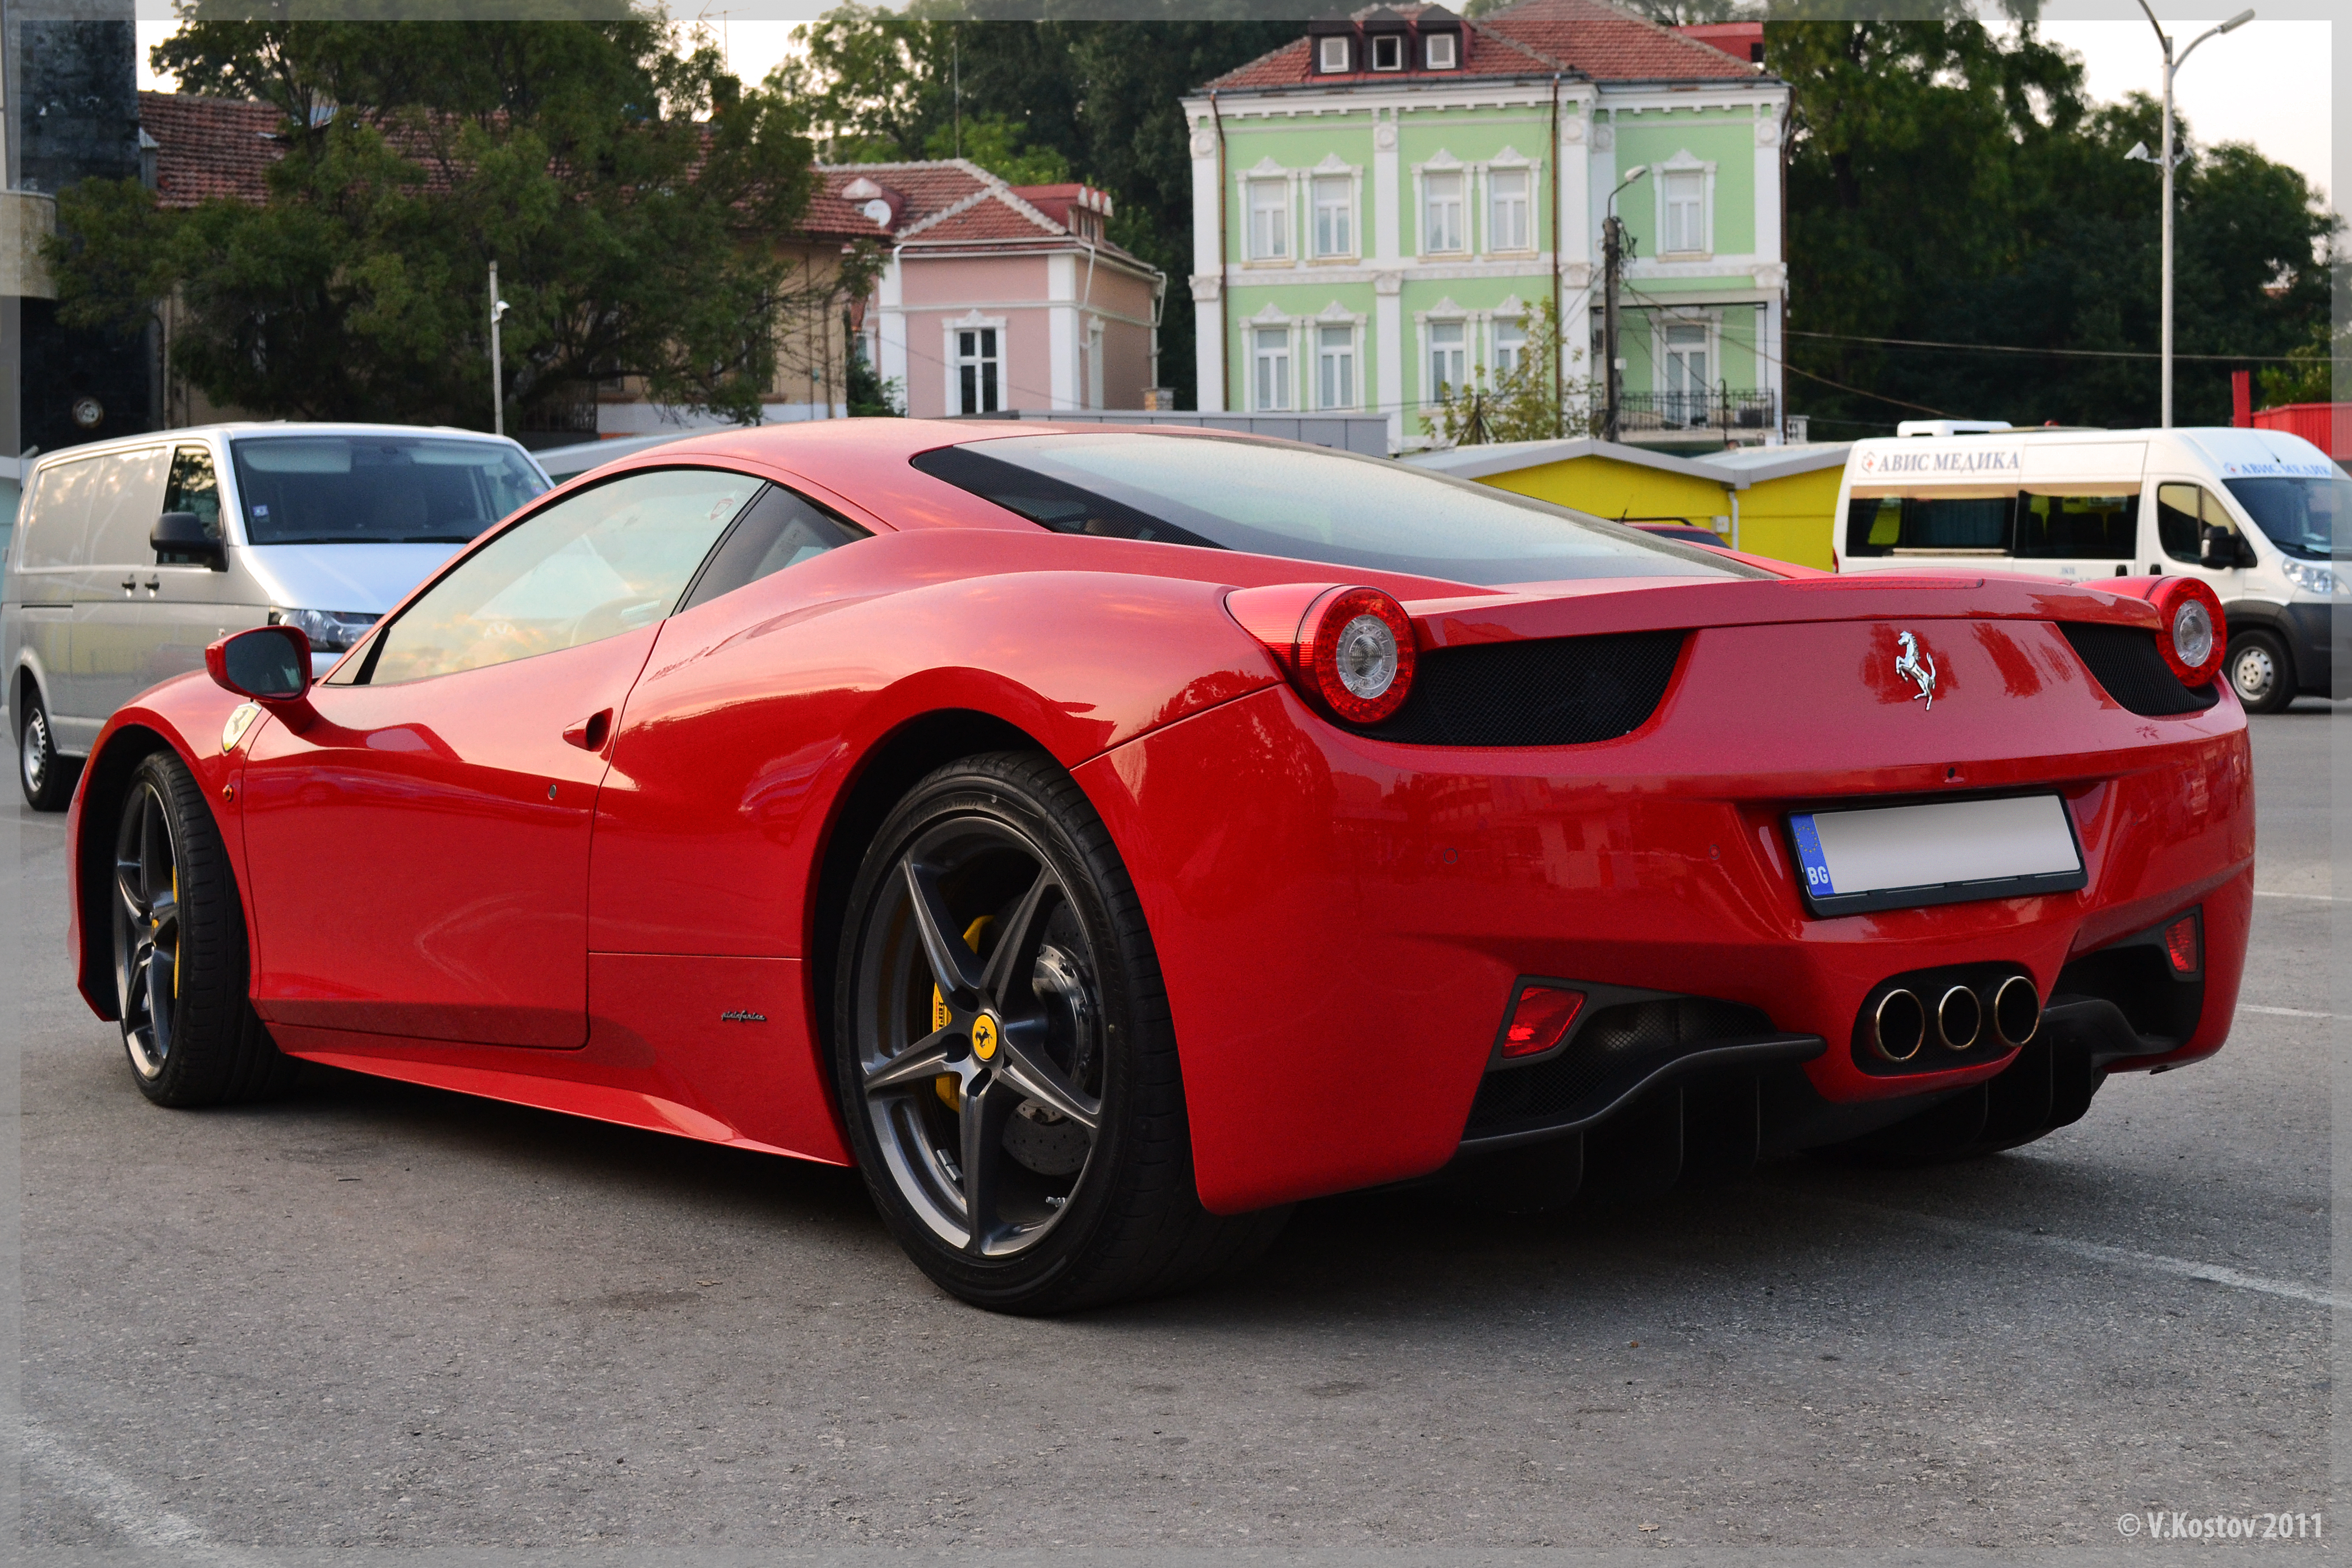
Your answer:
(488, 261), (509, 437)
(2129, 3), (2253, 429)
(1602, 165), (1646, 444)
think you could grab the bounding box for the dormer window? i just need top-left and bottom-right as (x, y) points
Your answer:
(1371, 34), (1403, 71)
(1318, 35), (1351, 73)
(1425, 31), (1458, 69)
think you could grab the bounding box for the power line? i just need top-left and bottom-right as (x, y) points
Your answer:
(1785, 328), (2330, 365)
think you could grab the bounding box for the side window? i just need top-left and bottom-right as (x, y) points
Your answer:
(2015, 491), (2137, 560)
(1845, 497), (1901, 557)
(1848, 495), (2012, 556)
(356, 468), (763, 686)
(83, 448), (171, 569)
(16, 459), (101, 569)
(679, 485), (870, 613)
(162, 445), (224, 546)
(2157, 482), (2231, 564)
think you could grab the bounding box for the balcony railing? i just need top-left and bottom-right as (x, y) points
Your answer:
(1611, 388), (1778, 437)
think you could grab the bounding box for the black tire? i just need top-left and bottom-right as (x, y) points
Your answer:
(17, 688), (78, 811)
(831, 750), (1286, 1314)
(112, 749), (294, 1106)
(2226, 630), (2295, 715)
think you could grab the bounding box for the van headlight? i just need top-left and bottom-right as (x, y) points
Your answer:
(270, 608), (381, 653)
(2279, 560), (2346, 597)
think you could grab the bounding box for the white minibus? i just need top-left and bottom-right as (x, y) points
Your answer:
(1833, 423), (2344, 711)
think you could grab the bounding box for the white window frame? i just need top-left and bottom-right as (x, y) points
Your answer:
(1653, 153), (1717, 259)
(1246, 177), (1292, 262)
(1252, 323), (1295, 412)
(1425, 31), (1458, 70)
(1315, 320), (1359, 410)
(1370, 33), (1403, 71)
(1492, 315), (1530, 382)
(1318, 34), (1350, 73)
(1425, 317), (1469, 402)
(1420, 166), (1467, 256)
(1654, 314), (1720, 425)
(1486, 165), (1533, 254)
(945, 315), (1008, 416)
(1310, 174), (1356, 259)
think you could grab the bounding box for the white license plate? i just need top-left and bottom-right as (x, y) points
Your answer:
(1788, 794), (2086, 916)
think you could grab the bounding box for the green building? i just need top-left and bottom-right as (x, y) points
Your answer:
(1184, 1), (1789, 454)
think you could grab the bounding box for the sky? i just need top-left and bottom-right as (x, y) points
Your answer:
(133, 13), (2332, 211)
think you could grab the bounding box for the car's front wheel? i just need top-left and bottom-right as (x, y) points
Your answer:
(2226, 630), (2295, 714)
(113, 749), (292, 1106)
(833, 751), (1284, 1313)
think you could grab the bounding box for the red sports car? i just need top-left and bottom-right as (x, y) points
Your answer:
(66, 421), (2250, 1312)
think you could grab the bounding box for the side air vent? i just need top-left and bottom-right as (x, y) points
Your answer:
(1363, 629), (1686, 746)
(2058, 623), (2220, 717)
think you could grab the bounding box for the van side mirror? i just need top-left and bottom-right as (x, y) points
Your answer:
(2198, 523), (2251, 570)
(205, 625), (313, 708)
(152, 511), (224, 569)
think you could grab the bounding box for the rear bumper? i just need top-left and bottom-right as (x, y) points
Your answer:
(1078, 618), (2253, 1214)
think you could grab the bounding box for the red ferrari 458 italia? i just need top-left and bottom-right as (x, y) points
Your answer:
(65, 421), (2250, 1311)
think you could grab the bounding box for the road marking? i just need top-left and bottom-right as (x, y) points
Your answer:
(1827, 1201), (2337, 1311)
(19, 1421), (261, 1566)
(2239, 1004), (2340, 1019)
(2253, 889), (2336, 902)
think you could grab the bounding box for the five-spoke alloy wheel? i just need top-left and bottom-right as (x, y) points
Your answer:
(834, 751), (1283, 1313)
(109, 750), (290, 1106)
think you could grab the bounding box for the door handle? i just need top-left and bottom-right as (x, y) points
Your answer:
(561, 709), (613, 751)
(119, 577), (136, 593)
(144, 577), (161, 593)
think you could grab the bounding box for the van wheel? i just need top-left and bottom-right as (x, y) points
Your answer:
(2226, 631), (2294, 714)
(17, 689), (78, 811)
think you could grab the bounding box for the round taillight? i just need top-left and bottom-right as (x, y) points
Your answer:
(2151, 576), (2226, 686)
(1305, 587), (1417, 725)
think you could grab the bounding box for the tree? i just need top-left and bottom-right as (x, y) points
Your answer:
(48, 15), (837, 430)
(777, 3), (1299, 409)
(1768, 17), (2336, 434)
(1421, 296), (1599, 445)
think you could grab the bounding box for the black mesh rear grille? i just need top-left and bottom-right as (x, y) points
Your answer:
(1363, 629), (1686, 746)
(2059, 622), (2220, 716)
(1464, 996), (1773, 1138)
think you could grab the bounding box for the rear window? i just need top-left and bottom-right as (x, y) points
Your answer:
(230, 435), (548, 546)
(912, 433), (1765, 587)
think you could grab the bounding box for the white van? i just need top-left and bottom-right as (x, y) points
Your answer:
(1833, 424), (2345, 712)
(3, 423), (549, 809)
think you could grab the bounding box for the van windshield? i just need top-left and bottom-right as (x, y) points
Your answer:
(230, 436), (548, 546)
(2224, 476), (2346, 560)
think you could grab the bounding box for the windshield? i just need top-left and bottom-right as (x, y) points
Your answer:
(912, 433), (1766, 587)
(230, 435), (548, 546)
(2223, 475), (2346, 560)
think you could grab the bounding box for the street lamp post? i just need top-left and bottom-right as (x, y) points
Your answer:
(1602, 164), (1648, 443)
(489, 261), (511, 438)
(2127, 3), (2254, 429)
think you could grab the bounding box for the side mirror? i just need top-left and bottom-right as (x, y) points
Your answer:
(152, 511), (225, 569)
(2199, 523), (2241, 571)
(205, 625), (314, 718)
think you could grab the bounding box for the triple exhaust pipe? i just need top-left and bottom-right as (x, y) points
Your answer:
(1869, 975), (2041, 1063)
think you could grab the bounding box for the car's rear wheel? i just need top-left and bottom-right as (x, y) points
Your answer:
(2226, 630), (2295, 714)
(833, 750), (1284, 1313)
(18, 688), (77, 811)
(113, 749), (292, 1106)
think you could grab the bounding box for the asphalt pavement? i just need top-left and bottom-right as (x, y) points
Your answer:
(8, 703), (2340, 1558)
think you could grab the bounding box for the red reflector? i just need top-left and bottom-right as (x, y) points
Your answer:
(2163, 915), (2200, 975)
(1502, 985), (1585, 1057)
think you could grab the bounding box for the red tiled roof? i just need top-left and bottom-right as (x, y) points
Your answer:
(141, 91), (282, 208)
(1201, 0), (1757, 91)
(813, 161), (1150, 267)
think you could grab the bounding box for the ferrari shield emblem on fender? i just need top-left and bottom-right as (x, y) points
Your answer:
(1895, 631), (1937, 709)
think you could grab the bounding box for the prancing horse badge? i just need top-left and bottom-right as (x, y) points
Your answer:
(1895, 630), (1937, 709)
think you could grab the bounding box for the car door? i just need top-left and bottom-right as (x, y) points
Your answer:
(72, 443), (190, 720)
(238, 466), (769, 1049)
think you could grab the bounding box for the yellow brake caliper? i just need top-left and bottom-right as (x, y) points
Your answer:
(934, 915), (995, 1112)
(170, 867), (179, 998)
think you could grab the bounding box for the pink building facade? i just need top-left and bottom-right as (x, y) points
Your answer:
(826, 165), (1166, 417)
